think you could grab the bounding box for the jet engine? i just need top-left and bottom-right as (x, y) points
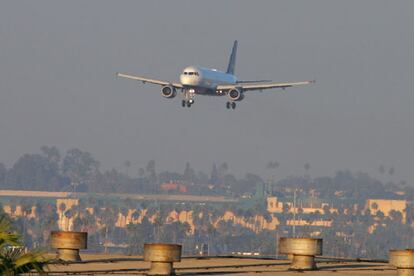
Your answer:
(161, 86), (176, 98)
(227, 88), (244, 101)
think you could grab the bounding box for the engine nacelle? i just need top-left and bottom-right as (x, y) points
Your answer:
(227, 88), (244, 101)
(161, 86), (177, 98)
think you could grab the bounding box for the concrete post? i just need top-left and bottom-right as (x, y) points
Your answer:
(144, 243), (182, 275)
(51, 231), (87, 261)
(279, 237), (322, 270)
(390, 250), (414, 276)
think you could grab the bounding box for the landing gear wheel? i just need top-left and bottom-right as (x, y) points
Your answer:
(226, 102), (231, 109)
(187, 101), (192, 107)
(231, 102), (236, 109)
(182, 100), (186, 107)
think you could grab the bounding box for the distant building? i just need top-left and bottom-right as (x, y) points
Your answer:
(267, 197), (284, 213)
(56, 198), (79, 231)
(3, 204), (36, 219)
(366, 199), (407, 223)
(160, 181), (188, 193)
(266, 196), (337, 215)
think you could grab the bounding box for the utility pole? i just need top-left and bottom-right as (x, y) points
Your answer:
(275, 230), (279, 258)
(293, 189), (297, 237)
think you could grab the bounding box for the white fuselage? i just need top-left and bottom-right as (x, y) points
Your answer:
(179, 66), (237, 95)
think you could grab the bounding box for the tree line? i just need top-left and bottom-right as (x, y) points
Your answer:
(1, 147), (412, 202)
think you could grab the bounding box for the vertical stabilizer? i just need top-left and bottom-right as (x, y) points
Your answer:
(226, 40), (238, 75)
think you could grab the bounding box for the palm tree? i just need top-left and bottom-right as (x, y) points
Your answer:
(124, 160), (131, 176)
(0, 215), (48, 275)
(131, 210), (140, 222)
(58, 202), (66, 216)
(120, 207), (129, 226)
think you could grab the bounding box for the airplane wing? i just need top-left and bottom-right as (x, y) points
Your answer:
(217, 80), (314, 92)
(117, 73), (183, 89)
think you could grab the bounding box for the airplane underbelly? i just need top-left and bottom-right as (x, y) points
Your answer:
(200, 77), (232, 89)
(199, 77), (216, 89)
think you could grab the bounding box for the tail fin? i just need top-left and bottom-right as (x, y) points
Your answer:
(226, 40), (238, 75)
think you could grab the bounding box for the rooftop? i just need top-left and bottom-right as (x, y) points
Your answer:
(47, 254), (395, 275)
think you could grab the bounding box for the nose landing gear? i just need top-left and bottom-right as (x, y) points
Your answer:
(182, 89), (195, 108)
(226, 101), (236, 110)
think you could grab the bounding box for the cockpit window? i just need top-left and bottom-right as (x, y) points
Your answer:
(184, 71), (199, 76)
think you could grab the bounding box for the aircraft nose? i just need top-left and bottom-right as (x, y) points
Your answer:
(180, 75), (200, 86)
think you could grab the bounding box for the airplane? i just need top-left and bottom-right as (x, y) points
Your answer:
(117, 41), (314, 109)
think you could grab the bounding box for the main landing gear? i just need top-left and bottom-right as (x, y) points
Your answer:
(226, 101), (236, 110)
(182, 99), (194, 108)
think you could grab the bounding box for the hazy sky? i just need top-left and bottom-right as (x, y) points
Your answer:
(1, 1), (413, 182)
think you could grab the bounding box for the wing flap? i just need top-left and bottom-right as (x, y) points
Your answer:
(117, 73), (183, 89)
(217, 80), (314, 92)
